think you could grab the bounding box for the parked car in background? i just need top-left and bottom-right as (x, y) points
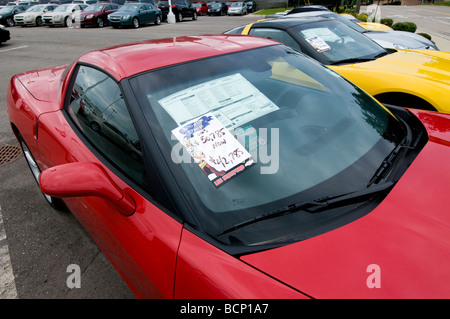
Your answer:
(8, 34), (450, 298)
(264, 5), (329, 18)
(14, 4), (58, 27)
(157, 0), (197, 22)
(48, 0), (73, 4)
(225, 0), (236, 7)
(224, 17), (450, 113)
(6, 1), (32, 6)
(207, 1), (226, 15)
(284, 9), (439, 50)
(125, 0), (157, 3)
(244, 0), (256, 13)
(227, 1), (246, 15)
(0, 5), (28, 26)
(72, 0), (98, 4)
(0, 23), (10, 44)
(108, 2), (162, 28)
(74, 2), (119, 27)
(192, 1), (208, 15)
(43, 3), (86, 26)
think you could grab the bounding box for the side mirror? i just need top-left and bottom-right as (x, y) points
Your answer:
(39, 162), (136, 216)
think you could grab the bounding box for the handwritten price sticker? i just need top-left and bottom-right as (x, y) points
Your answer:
(172, 113), (254, 188)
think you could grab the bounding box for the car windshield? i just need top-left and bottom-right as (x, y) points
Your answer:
(118, 3), (139, 11)
(27, 5), (45, 12)
(84, 4), (104, 11)
(230, 2), (243, 6)
(129, 44), (406, 248)
(209, 3), (221, 8)
(54, 4), (70, 12)
(0, 7), (13, 13)
(293, 19), (387, 65)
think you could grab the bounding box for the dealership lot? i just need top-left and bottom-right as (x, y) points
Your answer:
(0, 6), (449, 299)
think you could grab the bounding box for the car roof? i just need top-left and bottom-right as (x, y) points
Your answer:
(77, 35), (280, 80)
(252, 16), (333, 29)
(286, 5), (330, 14)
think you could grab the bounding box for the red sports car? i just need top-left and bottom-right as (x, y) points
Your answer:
(7, 34), (450, 298)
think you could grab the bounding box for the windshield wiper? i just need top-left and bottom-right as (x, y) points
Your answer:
(330, 58), (375, 65)
(217, 181), (394, 236)
(367, 137), (414, 187)
(373, 51), (390, 59)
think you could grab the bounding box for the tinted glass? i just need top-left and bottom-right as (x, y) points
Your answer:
(249, 28), (302, 51)
(67, 65), (145, 184)
(129, 44), (406, 246)
(292, 20), (386, 64)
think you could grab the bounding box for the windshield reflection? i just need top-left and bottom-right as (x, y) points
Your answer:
(129, 44), (406, 247)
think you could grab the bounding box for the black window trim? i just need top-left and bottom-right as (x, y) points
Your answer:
(61, 61), (183, 222)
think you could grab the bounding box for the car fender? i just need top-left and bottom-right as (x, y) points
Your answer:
(329, 65), (445, 112)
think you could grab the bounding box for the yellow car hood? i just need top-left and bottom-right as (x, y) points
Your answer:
(333, 50), (450, 84)
(329, 50), (450, 111)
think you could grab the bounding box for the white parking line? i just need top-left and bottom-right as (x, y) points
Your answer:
(0, 204), (18, 299)
(0, 45), (28, 53)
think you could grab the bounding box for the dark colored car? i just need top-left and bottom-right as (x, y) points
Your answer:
(207, 1), (226, 15)
(0, 5), (28, 26)
(74, 2), (120, 27)
(157, 0), (197, 22)
(125, 0), (157, 3)
(265, 5), (329, 19)
(244, 0), (256, 13)
(48, 0), (73, 4)
(108, 2), (162, 28)
(0, 23), (10, 44)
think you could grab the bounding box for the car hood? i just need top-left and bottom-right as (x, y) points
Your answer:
(44, 11), (71, 16)
(14, 64), (67, 103)
(241, 109), (450, 298)
(330, 50), (450, 87)
(365, 30), (438, 50)
(110, 11), (137, 16)
(80, 11), (101, 16)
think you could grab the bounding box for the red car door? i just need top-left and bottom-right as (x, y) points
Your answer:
(35, 64), (183, 298)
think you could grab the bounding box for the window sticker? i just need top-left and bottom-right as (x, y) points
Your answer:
(172, 112), (255, 188)
(158, 73), (279, 130)
(305, 36), (331, 53)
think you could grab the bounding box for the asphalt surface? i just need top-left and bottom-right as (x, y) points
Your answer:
(0, 6), (449, 299)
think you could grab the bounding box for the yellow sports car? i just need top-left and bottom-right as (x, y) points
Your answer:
(224, 16), (450, 113)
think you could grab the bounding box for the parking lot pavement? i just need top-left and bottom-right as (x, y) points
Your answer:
(0, 8), (449, 299)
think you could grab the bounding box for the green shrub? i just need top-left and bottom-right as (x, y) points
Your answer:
(380, 18), (393, 27)
(417, 33), (432, 41)
(392, 22), (417, 33)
